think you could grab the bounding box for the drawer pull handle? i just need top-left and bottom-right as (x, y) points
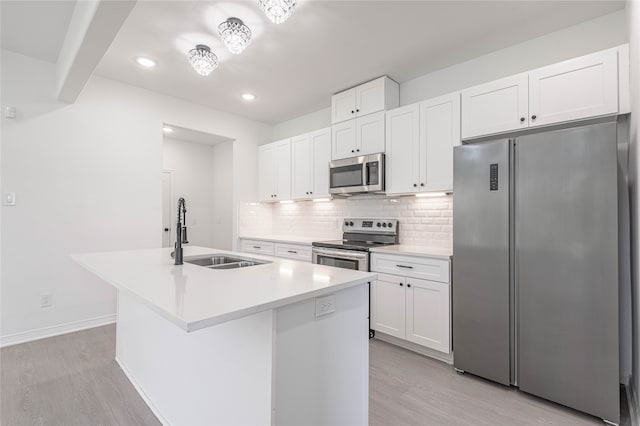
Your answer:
(396, 264), (413, 269)
(399, 283), (403, 287)
(287, 250), (298, 254)
(253, 246), (261, 249)
(407, 284), (412, 288)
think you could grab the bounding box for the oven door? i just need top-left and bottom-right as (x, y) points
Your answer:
(312, 247), (369, 271)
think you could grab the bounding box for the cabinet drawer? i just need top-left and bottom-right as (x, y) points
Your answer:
(274, 243), (312, 262)
(240, 239), (274, 256)
(371, 253), (450, 283)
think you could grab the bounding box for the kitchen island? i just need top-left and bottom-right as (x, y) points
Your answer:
(73, 246), (376, 426)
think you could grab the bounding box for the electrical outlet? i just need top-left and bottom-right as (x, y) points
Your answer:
(315, 294), (335, 318)
(40, 293), (53, 308)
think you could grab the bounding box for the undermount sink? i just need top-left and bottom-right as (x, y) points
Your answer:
(185, 254), (271, 270)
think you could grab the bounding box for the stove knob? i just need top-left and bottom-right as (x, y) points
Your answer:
(388, 222), (393, 228)
(382, 223), (387, 228)
(349, 221), (354, 226)
(344, 221), (349, 227)
(377, 222), (381, 227)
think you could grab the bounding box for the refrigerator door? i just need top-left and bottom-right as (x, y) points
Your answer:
(516, 122), (619, 423)
(453, 140), (511, 385)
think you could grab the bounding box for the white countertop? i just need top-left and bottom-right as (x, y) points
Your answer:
(239, 234), (329, 245)
(72, 246), (376, 332)
(370, 244), (453, 260)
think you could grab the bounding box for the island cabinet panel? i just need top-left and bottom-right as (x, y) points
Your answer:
(116, 292), (274, 426)
(274, 283), (369, 426)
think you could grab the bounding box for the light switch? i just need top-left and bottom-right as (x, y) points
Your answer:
(4, 192), (16, 206)
(4, 106), (16, 119)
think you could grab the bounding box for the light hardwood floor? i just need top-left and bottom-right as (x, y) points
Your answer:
(1, 325), (630, 425)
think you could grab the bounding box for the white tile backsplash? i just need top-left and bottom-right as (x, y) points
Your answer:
(238, 195), (453, 248)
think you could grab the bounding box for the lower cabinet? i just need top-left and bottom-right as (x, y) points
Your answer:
(371, 253), (451, 354)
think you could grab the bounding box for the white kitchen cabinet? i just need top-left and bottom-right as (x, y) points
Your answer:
(274, 243), (312, 262)
(405, 277), (450, 353)
(240, 239), (275, 256)
(331, 76), (399, 124)
(371, 273), (406, 339)
(310, 128), (332, 198)
(461, 46), (622, 140)
(370, 252), (451, 355)
(331, 111), (385, 160)
(258, 138), (291, 202)
(291, 128), (332, 200)
(385, 104), (420, 195)
(528, 49), (618, 127)
(461, 73), (529, 139)
(386, 93), (460, 195)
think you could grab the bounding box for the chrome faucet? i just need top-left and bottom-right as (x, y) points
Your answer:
(171, 198), (189, 265)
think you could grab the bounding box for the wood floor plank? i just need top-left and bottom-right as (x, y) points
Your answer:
(1, 325), (631, 426)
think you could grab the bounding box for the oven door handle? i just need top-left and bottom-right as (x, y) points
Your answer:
(312, 247), (368, 261)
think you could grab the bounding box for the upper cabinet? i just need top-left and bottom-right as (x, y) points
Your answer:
(386, 93), (461, 195)
(332, 111), (385, 160)
(291, 128), (331, 200)
(331, 76), (399, 124)
(462, 47), (622, 140)
(258, 138), (291, 202)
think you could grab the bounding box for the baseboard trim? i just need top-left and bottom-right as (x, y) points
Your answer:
(374, 332), (454, 365)
(0, 314), (117, 348)
(627, 382), (639, 426)
(116, 357), (170, 426)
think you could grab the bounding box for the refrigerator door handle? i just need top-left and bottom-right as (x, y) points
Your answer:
(509, 138), (518, 386)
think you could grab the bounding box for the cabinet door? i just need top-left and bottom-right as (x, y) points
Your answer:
(420, 93), (461, 192)
(274, 139), (291, 200)
(406, 277), (450, 353)
(528, 49), (618, 127)
(258, 143), (276, 202)
(331, 120), (357, 160)
(291, 133), (312, 200)
(356, 111), (385, 155)
(310, 127), (331, 199)
(385, 104), (420, 195)
(356, 77), (385, 117)
(461, 74), (528, 139)
(331, 88), (357, 124)
(371, 274), (406, 339)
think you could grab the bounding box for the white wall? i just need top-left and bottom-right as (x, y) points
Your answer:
(162, 137), (215, 247)
(0, 50), (272, 343)
(626, 0), (640, 419)
(272, 10), (627, 140)
(212, 140), (234, 250)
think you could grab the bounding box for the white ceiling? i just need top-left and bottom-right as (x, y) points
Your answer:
(1, 1), (625, 125)
(163, 124), (234, 146)
(1, 0), (76, 63)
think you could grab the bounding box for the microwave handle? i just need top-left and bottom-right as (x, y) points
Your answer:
(362, 161), (369, 186)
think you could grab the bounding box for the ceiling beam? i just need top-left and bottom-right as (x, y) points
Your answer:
(56, 0), (136, 103)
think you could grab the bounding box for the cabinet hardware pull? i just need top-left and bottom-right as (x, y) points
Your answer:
(356, 109), (360, 112)
(287, 250), (297, 254)
(253, 246), (261, 249)
(420, 183), (424, 186)
(351, 150), (355, 153)
(413, 183), (417, 187)
(396, 264), (413, 269)
(531, 115), (537, 120)
(520, 117), (525, 122)
(399, 283), (403, 286)
(351, 110), (355, 114)
(407, 284), (412, 288)
(356, 149), (360, 152)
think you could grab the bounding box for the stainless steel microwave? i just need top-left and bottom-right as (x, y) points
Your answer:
(329, 153), (385, 195)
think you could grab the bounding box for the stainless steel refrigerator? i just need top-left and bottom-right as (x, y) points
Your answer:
(452, 121), (619, 423)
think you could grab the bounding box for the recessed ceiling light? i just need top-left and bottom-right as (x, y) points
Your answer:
(241, 93), (256, 101)
(135, 56), (157, 68)
(162, 126), (173, 133)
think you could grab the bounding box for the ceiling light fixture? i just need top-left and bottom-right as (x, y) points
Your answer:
(188, 45), (218, 76)
(218, 17), (252, 54)
(241, 93), (256, 101)
(162, 126), (174, 133)
(135, 56), (157, 68)
(258, 0), (296, 24)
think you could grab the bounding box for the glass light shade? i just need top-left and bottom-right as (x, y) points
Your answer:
(188, 45), (218, 76)
(258, 0), (296, 24)
(218, 17), (252, 54)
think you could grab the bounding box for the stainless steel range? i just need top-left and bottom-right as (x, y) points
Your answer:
(312, 218), (399, 339)
(312, 218), (399, 271)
